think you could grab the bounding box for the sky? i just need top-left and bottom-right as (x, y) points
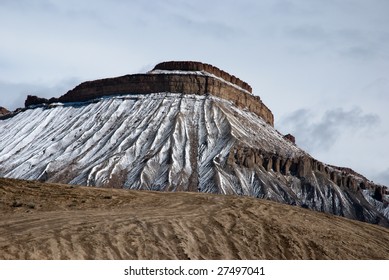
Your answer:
(0, 0), (388, 186)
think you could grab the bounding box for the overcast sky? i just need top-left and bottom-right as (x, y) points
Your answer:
(1, 0), (388, 186)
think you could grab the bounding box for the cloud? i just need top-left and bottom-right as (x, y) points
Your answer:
(171, 15), (239, 40)
(339, 46), (376, 59)
(279, 107), (380, 151)
(287, 25), (329, 41)
(363, 77), (389, 99)
(372, 168), (389, 187)
(141, 0), (241, 41)
(284, 24), (388, 60)
(277, 0), (389, 60)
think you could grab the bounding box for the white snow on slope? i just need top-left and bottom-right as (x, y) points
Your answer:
(0, 93), (302, 192)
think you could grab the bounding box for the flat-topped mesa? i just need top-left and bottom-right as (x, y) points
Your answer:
(25, 61), (274, 126)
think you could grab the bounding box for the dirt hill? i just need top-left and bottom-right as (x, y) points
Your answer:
(1, 178), (388, 260)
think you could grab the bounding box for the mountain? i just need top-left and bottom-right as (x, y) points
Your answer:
(0, 61), (388, 227)
(1, 177), (389, 260)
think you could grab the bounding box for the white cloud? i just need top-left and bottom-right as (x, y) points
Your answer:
(279, 107), (380, 151)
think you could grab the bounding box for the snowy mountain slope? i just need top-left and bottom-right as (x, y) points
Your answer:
(0, 93), (298, 185)
(0, 93), (388, 226)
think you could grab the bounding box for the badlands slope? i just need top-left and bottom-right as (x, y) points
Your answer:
(1, 178), (389, 260)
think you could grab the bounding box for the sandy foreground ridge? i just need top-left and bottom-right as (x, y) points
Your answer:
(0, 178), (389, 260)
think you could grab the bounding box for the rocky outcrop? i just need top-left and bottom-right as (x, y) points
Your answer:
(231, 146), (377, 191)
(153, 61), (253, 93)
(227, 144), (388, 226)
(25, 95), (49, 107)
(0, 106), (13, 120)
(283, 133), (296, 144)
(23, 62), (274, 126)
(0, 107), (10, 116)
(25, 95), (63, 107)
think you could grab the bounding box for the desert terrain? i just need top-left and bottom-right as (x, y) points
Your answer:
(1, 177), (388, 260)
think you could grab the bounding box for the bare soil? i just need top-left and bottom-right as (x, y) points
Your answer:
(1, 178), (388, 260)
